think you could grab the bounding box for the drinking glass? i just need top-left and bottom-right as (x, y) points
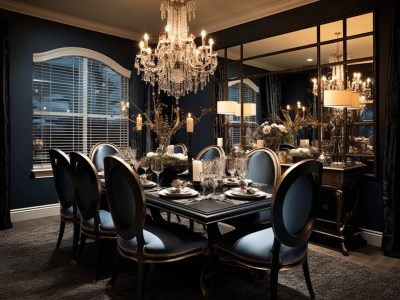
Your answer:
(140, 158), (150, 177)
(226, 157), (237, 179)
(236, 157), (248, 180)
(202, 160), (217, 196)
(151, 157), (164, 189)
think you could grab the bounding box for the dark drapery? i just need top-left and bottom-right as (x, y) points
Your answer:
(382, 1), (400, 258)
(0, 17), (12, 230)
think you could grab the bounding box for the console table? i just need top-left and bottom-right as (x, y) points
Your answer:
(281, 163), (367, 255)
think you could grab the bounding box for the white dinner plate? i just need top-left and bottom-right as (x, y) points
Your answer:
(142, 181), (157, 189)
(159, 188), (199, 198)
(225, 188), (267, 199)
(223, 178), (252, 186)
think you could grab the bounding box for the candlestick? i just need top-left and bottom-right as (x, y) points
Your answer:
(136, 130), (143, 159)
(136, 114), (142, 131)
(187, 132), (193, 182)
(186, 113), (194, 133)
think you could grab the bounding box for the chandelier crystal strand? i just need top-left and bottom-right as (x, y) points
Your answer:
(135, 0), (217, 103)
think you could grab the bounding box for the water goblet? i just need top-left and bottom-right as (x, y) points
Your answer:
(151, 157), (164, 189)
(140, 158), (150, 177)
(226, 157), (237, 179)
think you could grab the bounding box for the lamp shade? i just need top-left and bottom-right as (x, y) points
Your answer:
(217, 101), (237, 115)
(234, 102), (256, 116)
(348, 92), (361, 109)
(323, 89), (353, 108)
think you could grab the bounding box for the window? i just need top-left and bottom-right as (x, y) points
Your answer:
(32, 47), (131, 175)
(227, 79), (259, 148)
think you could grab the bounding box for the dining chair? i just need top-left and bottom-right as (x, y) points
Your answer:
(174, 143), (188, 155)
(49, 148), (80, 262)
(89, 142), (120, 171)
(224, 148), (281, 230)
(70, 151), (117, 282)
(104, 155), (207, 299)
(212, 159), (323, 299)
(279, 143), (296, 151)
(195, 145), (225, 160)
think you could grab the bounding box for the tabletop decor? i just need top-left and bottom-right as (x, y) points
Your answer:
(132, 100), (210, 152)
(252, 122), (293, 152)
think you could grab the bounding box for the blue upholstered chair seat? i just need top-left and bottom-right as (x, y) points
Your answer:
(214, 227), (307, 265)
(60, 205), (74, 219)
(118, 219), (207, 257)
(80, 209), (115, 233)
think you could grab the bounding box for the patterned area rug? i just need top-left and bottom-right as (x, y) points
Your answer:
(1, 220), (399, 299)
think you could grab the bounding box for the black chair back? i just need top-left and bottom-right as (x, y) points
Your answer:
(271, 159), (322, 247)
(49, 148), (74, 209)
(70, 151), (102, 222)
(174, 143), (187, 155)
(104, 155), (146, 240)
(245, 148), (280, 185)
(196, 145), (225, 160)
(89, 142), (120, 171)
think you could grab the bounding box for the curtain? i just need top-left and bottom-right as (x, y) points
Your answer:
(0, 17), (12, 230)
(382, 1), (400, 258)
(265, 75), (281, 121)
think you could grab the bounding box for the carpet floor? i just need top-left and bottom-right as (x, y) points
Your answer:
(1, 220), (400, 299)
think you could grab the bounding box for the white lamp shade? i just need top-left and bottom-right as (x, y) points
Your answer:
(217, 101), (237, 115)
(323, 89), (353, 108)
(234, 102), (256, 116)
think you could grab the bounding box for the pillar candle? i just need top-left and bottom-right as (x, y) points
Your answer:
(187, 113), (194, 133)
(217, 138), (223, 147)
(300, 139), (310, 148)
(136, 114), (142, 131)
(257, 140), (265, 149)
(192, 160), (202, 182)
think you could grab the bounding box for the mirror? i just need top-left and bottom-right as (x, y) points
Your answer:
(214, 12), (375, 176)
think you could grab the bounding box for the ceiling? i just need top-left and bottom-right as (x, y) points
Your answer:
(0, 0), (318, 40)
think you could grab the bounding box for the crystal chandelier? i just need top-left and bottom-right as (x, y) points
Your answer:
(134, 0), (218, 103)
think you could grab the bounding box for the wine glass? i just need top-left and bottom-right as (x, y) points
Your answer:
(151, 157), (164, 189)
(199, 172), (208, 198)
(226, 157), (237, 179)
(140, 158), (150, 179)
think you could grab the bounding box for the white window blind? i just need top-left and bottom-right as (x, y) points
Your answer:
(32, 48), (131, 170)
(228, 79), (259, 148)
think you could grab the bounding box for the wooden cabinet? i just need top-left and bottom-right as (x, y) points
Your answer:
(281, 163), (367, 255)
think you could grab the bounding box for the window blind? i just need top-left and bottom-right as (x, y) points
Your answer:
(32, 53), (130, 170)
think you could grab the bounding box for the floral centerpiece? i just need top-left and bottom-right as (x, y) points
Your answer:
(252, 122), (293, 151)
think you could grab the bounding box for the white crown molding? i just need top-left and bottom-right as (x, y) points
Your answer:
(0, 0), (139, 40)
(204, 0), (319, 34)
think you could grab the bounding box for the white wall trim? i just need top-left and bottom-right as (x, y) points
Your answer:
(360, 228), (382, 248)
(11, 204), (384, 248)
(11, 204), (59, 223)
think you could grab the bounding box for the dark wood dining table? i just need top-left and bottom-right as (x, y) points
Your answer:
(144, 184), (274, 240)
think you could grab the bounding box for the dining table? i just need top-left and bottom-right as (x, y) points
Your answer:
(144, 183), (274, 241)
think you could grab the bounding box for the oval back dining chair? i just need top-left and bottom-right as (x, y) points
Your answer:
(49, 148), (80, 262)
(224, 148), (281, 230)
(213, 159), (323, 299)
(104, 155), (207, 299)
(174, 143), (188, 155)
(70, 151), (116, 282)
(89, 142), (120, 171)
(195, 145), (225, 160)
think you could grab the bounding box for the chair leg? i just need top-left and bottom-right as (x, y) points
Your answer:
(56, 220), (66, 248)
(302, 256), (316, 299)
(93, 236), (101, 283)
(76, 234), (86, 263)
(71, 222), (80, 263)
(137, 258), (145, 300)
(270, 269), (279, 300)
(108, 247), (121, 287)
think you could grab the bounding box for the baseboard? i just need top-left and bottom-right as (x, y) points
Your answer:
(10, 204), (60, 222)
(360, 228), (382, 248)
(10, 204), (384, 247)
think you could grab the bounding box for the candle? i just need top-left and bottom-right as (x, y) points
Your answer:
(136, 114), (142, 131)
(187, 113), (194, 133)
(217, 138), (223, 147)
(297, 101), (301, 109)
(257, 140), (265, 149)
(286, 104), (291, 111)
(192, 160), (203, 182)
(300, 139), (310, 148)
(201, 30), (206, 46)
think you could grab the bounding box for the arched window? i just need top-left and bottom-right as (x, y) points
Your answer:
(32, 47), (131, 173)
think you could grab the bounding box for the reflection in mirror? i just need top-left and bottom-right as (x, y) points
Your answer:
(227, 61), (241, 79)
(347, 13), (373, 36)
(320, 40), (344, 65)
(347, 36), (373, 60)
(320, 20), (343, 42)
(244, 47), (317, 73)
(243, 27), (317, 58)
